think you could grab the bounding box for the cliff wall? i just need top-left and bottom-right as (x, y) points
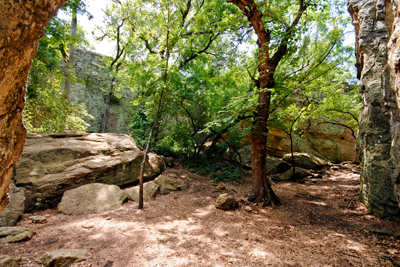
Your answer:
(348, 0), (400, 220)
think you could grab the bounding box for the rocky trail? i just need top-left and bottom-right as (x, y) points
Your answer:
(1, 162), (400, 267)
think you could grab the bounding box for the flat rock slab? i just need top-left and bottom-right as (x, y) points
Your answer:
(37, 249), (89, 267)
(0, 255), (21, 267)
(125, 182), (159, 202)
(0, 182), (25, 227)
(215, 194), (238, 210)
(0, 226), (36, 243)
(58, 183), (128, 215)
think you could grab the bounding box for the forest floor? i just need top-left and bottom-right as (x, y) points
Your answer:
(2, 162), (400, 267)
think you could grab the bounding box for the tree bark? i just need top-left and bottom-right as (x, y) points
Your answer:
(0, 0), (68, 211)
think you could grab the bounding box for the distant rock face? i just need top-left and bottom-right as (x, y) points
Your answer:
(58, 183), (128, 215)
(14, 133), (164, 212)
(69, 47), (136, 133)
(348, 0), (400, 220)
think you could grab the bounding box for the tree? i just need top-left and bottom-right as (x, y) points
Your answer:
(226, 0), (351, 206)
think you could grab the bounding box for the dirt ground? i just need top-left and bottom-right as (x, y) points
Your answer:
(2, 162), (400, 267)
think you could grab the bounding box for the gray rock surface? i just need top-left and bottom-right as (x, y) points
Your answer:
(282, 153), (328, 170)
(0, 226), (36, 243)
(0, 182), (25, 226)
(37, 249), (89, 267)
(125, 182), (159, 202)
(58, 183), (128, 215)
(14, 133), (164, 212)
(0, 255), (21, 267)
(280, 168), (311, 182)
(348, 0), (400, 219)
(215, 194), (238, 210)
(155, 175), (179, 195)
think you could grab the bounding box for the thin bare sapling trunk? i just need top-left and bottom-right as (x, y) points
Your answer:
(138, 8), (171, 209)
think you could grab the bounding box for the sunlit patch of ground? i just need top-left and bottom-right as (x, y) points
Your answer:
(2, 163), (400, 266)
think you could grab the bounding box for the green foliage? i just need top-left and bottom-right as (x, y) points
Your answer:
(25, 7), (93, 134)
(181, 156), (243, 184)
(24, 61), (93, 133)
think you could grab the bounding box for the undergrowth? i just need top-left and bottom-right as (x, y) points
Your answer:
(180, 157), (243, 184)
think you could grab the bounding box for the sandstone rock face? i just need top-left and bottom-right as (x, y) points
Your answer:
(125, 182), (160, 202)
(0, 0), (68, 211)
(348, 0), (400, 219)
(0, 183), (25, 226)
(37, 249), (89, 267)
(265, 127), (359, 163)
(14, 133), (164, 212)
(0, 226), (36, 243)
(58, 183), (128, 215)
(282, 153), (329, 170)
(215, 194), (238, 210)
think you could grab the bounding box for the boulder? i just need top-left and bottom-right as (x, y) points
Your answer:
(0, 226), (36, 243)
(282, 152), (329, 170)
(125, 182), (160, 202)
(57, 183), (128, 215)
(0, 255), (21, 267)
(0, 182), (25, 226)
(155, 175), (179, 195)
(14, 133), (164, 212)
(215, 194), (238, 210)
(266, 157), (292, 174)
(37, 249), (89, 267)
(279, 167), (311, 182)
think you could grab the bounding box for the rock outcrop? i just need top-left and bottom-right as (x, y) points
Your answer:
(348, 0), (400, 219)
(0, 0), (68, 211)
(14, 133), (164, 212)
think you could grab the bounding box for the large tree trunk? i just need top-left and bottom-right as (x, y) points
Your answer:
(0, 0), (68, 211)
(248, 75), (280, 206)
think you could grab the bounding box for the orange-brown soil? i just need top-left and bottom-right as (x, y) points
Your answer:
(1, 162), (400, 266)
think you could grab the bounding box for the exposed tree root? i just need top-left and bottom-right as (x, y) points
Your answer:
(247, 187), (282, 207)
